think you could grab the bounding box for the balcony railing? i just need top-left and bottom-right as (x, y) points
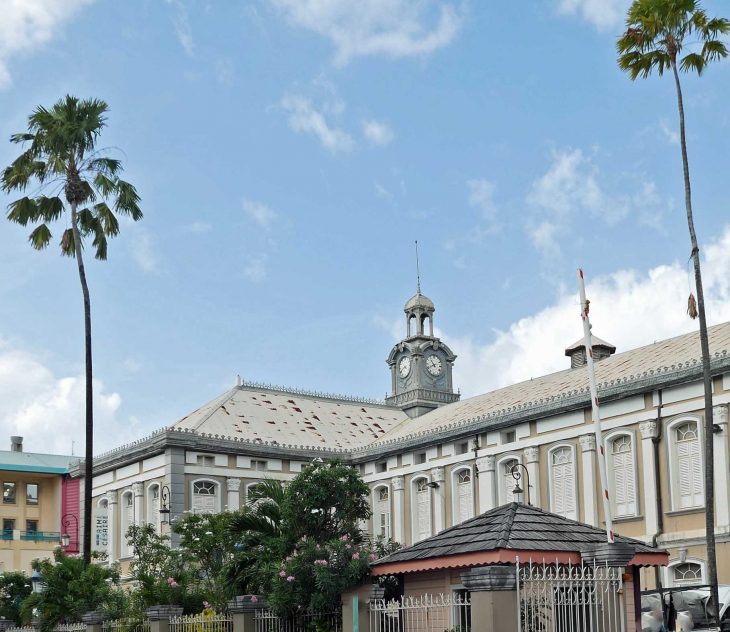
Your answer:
(20, 530), (60, 542)
(0, 529), (13, 540)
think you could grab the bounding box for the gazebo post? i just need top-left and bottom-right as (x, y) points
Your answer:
(461, 566), (518, 632)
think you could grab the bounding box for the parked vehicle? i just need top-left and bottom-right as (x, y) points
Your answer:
(642, 585), (730, 631)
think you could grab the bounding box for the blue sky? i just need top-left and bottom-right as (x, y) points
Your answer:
(1, 0), (730, 454)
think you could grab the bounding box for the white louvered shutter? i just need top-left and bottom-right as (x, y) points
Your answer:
(504, 461), (517, 504)
(417, 483), (430, 541)
(612, 437), (636, 517)
(552, 448), (575, 518)
(457, 471), (473, 523)
(378, 500), (390, 538)
(677, 423), (703, 509)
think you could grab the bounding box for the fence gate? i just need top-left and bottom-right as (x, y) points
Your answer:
(369, 594), (471, 632)
(516, 558), (625, 632)
(254, 609), (342, 632)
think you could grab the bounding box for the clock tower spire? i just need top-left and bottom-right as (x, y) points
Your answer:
(385, 287), (459, 418)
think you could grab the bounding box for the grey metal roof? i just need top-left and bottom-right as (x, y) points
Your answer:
(405, 292), (434, 311)
(373, 503), (661, 566)
(0, 450), (75, 474)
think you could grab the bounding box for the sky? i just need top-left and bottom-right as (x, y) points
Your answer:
(1, 0), (730, 456)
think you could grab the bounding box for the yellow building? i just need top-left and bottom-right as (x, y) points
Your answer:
(0, 437), (77, 573)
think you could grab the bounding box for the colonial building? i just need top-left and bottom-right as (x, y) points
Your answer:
(0, 437), (79, 572)
(73, 290), (730, 590)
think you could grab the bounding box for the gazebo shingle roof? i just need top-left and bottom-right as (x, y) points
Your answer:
(373, 503), (662, 568)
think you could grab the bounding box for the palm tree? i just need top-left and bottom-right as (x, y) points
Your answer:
(617, 0), (729, 621)
(1, 95), (142, 565)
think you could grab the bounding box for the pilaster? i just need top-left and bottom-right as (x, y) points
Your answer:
(713, 405), (730, 527)
(106, 490), (118, 564)
(639, 420), (659, 537)
(430, 467), (446, 534)
(227, 477), (242, 511)
(133, 482), (144, 527)
(579, 435), (598, 527)
(476, 456), (496, 512)
(164, 447), (185, 546)
(391, 476), (406, 545)
(524, 447), (541, 508)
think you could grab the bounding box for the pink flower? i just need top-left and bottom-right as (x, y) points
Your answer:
(286, 557), (292, 562)
(171, 582), (179, 588)
(167, 577), (174, 584)
(369, 554), (377, 561)
(293, 550), (298, 557)
(287, 576), (295, 582)
(341, 535), (348, 542)
(279, 571), (287, 577)
(251, 596), (259, 603)
(352, 553), (359, 560)
(316, 545), (320, 550)
(203, 602), (210, 609)
(345, 544), (351, 549)
(301, 535), (307, 542)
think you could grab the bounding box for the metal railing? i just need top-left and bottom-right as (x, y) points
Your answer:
(169, 613), (232, 632)
(103, 619), (151, 632)
(20, 530), (61, 541)
(254, 609), (342, 632)
(6, 627), (34, 632)
(54, 624), (87, 632)
(369, 594), (471, 632)
(516, 558), (625, 632)
(0, 529), (13, 540)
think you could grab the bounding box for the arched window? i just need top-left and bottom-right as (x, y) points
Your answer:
(408, 316), (417, 338)
(451, 466), (474, 525)
(497, 456), (521, 505)
(422, 315), (432, 337)
(373, 485), (391, 539)
(667, 557), (706, 587)
(548, 444), (578, 520)
(191, 479), (220, 514)
(120, 491), (134, 558)
(606, 431), (638, 518)
(411, 476), (431, 543)
(668, 418), (704, 510)
(147, 483), (161, 533)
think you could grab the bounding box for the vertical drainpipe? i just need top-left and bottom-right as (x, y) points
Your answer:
(652, 390), (665, 603)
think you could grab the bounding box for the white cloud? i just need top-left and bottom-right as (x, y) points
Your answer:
(184, 221), (213, 233)
(362, 120), (394, 146)
(280, 94), (355, 153)
(0, 0), (96, 88)
(268, 0), (463, 66)
(243, 254), (268, 282)
(556, 0), (629, 30)
(167, 0), (195, 56)
(659, 118), (680, 145)
(526, 220), (561, 257)
(467, 179), (500, 233)
(130, 231), (160, 274)
(123, 357), (143, 373)
(376, 225), (730, 398)
(242, 198), (277, 230)
(0, 340), (138, 454)
(215, 57), (235, 88)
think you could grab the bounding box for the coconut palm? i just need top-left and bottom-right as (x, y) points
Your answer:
(2, 95), (142, 565)
(617, 0), (729, 620)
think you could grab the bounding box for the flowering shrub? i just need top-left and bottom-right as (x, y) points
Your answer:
(266, 534), (380, 616)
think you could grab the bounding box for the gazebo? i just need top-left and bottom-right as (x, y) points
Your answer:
(343, 503), (668, 632)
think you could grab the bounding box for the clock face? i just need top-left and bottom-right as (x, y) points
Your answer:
(426, 354), (443, 376)
(398, 356), (412, 378)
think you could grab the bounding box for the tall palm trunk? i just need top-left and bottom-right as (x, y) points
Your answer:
(672, 60), (718, 624)
(70, 200), (94, 566)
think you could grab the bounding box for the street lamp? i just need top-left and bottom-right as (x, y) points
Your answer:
(30, 569), (42, 594)
(160, 485), (172, 524)
(510, 463), (532, 506)
(60, 513), (79, 550)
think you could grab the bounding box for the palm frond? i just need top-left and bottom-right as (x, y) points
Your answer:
(701, 39), (729, 62)
(6, 197), (39, 226)
(95, 202), (120, 236)
(88, 157), (122, 176)
(93, 172), (116, 197)
(60, 228), (75, 257)
(114, 180), (143, 220)
(36, 196), (65, 222)
(28, 224), (52, 250)
(680, 51), (707, 73)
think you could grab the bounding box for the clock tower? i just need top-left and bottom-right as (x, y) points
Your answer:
(386, 290), (460, 418)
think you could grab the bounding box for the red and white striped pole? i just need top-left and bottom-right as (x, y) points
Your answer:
(578, 269), (615, 545)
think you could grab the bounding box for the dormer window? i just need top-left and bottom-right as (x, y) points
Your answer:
(456, 442), (469, 455)
(376, 462), (387, 473)
(197, 455), (215, 467)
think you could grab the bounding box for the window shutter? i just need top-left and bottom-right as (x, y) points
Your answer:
(564, 463), (575, 514)
(691, 439), (703, 505)
(458, 481), (472, 523)
(677, 438), (703, 509)
(553, 465), (565, 515)
(417, 489), (430, 540)
(613, 448), (636, 517)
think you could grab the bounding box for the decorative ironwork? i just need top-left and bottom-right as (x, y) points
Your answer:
(369, 594), (471, 632)
(510, 463), (532, 506)
(169, 613), (231, 632)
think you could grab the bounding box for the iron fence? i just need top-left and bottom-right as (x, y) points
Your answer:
(169, 613), (232, 632)
(53, 625), (87, 632)
(368, 594), (471, 632)
(102, 618), (151, 632)
(254, 609), (342, 632)
(516, 558), (625, 632)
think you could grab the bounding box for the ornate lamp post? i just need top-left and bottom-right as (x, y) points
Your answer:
(60, 513), (79, 550)
(510, 463), (532, 506)
(160, 485), (172, 524)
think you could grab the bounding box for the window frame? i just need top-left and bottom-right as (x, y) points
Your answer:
(26, 483), (39, 506)
(666, 556), (707, 587)
(2, 519), (15, 532)
(604, 429), (640, 519)
(146, 482), (161, 533)
(666, 414), (705, 511)
(450, 464), (475, 526)
(546, 442), (579, 521)
(372, 483), (391, 539)
(190, 478), (222, 514)
(26, 519), (38, 532)
(3, 482), (17, 505)
(410, 474), (432, 543)
(496, 453), (522, 506)
(120, 490), (135, 558)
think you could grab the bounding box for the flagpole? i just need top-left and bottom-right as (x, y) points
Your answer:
(578, 269), (614, 544)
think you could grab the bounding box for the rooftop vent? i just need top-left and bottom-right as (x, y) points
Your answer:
(565, 335), (616, 369)
(10, 436), (23, 452)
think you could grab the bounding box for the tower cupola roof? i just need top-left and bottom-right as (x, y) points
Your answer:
(405, 292), (434, 312)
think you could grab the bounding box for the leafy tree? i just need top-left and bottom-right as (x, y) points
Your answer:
(1, 95), (143, 564)
(617, 1), (729, 621)
(21, 549), (126, 631)
(0, 571), (33, 624)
